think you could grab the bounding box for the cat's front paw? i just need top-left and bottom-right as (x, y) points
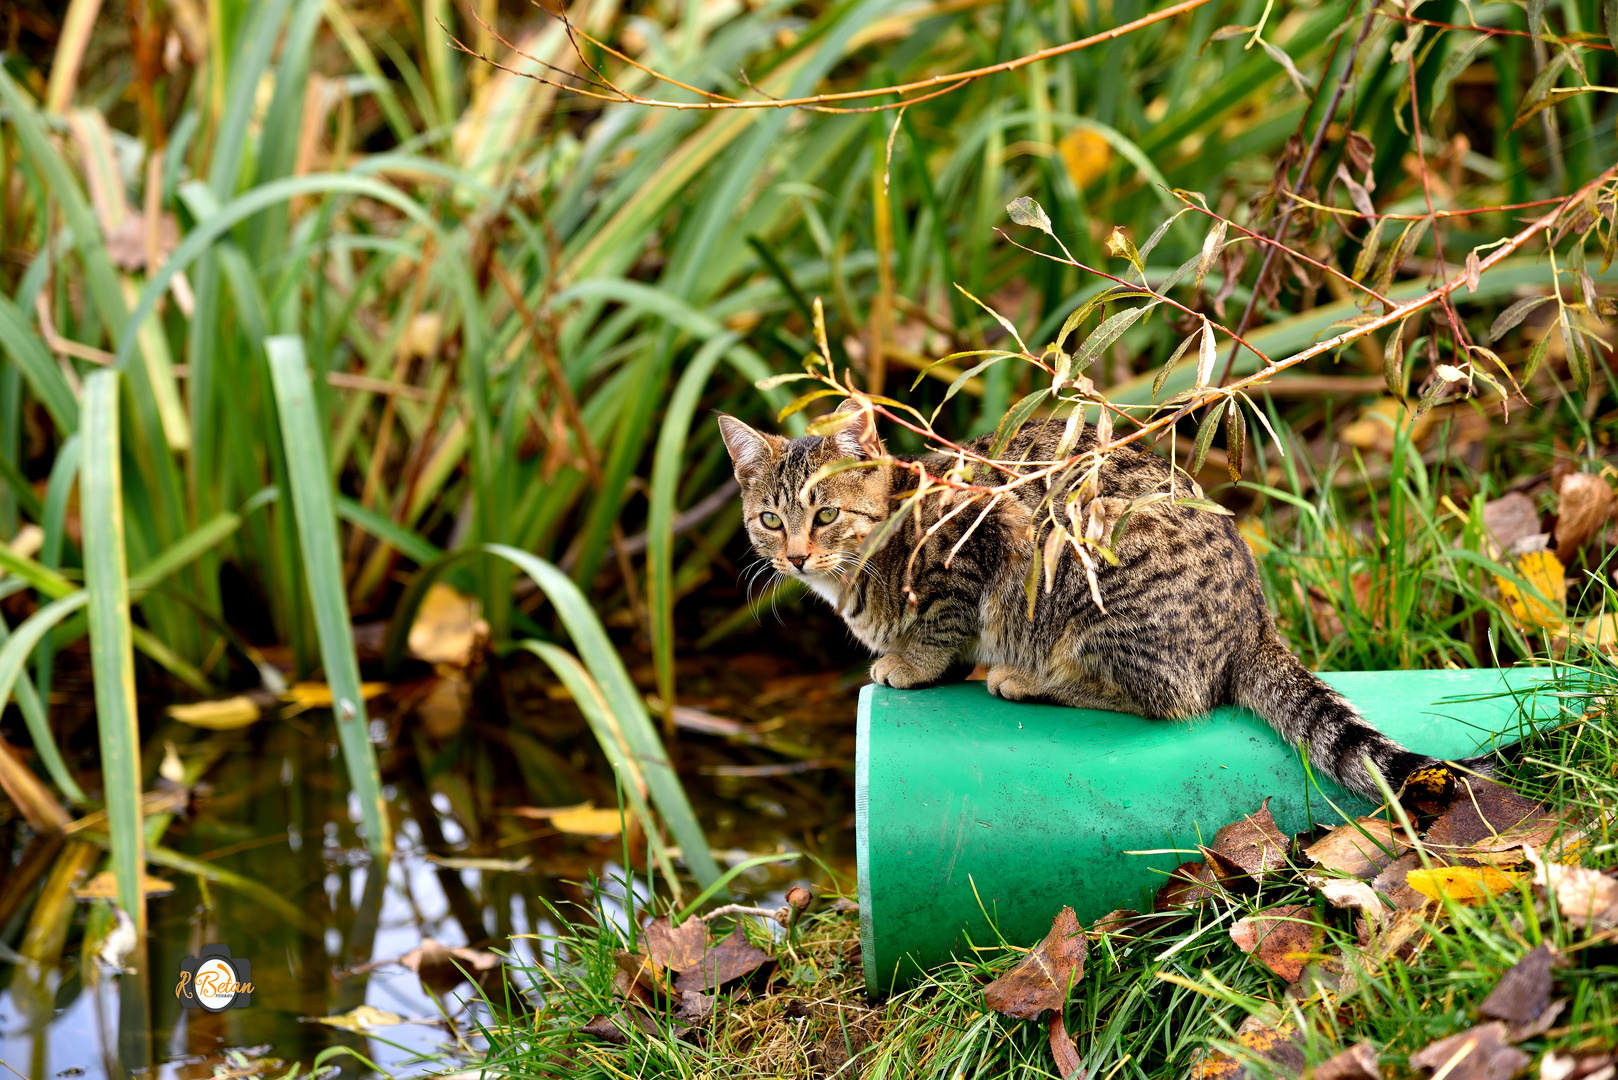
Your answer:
(871, 654), (934, 689)
(986, 665), (1041, 701)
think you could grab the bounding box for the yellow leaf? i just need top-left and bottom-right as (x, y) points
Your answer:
(167, 695), (262, 730)
(551, 807), (628, 836)
(1496, 550), (1566, 631)
(311, 1004), (404, 1032)
(1405, 865), (1524, 905)
(283, 682), (390, 707)
(408, 583), (487, 666)
(1579, 613), (1618, 653)
(74, 870), (174, 899)
(1057, 127), (1111, 189)
(1238, 519), (1272, 556)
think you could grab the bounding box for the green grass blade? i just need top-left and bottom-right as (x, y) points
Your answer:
(265, 336), (391, 858)
(79, 370), (145, 936)
(486, 543), (724, 893)
(648, 332), (735, 734)
(0, 593), (91, 806)
(0, 292), (79, 432)
(517, 639), (682, 897)
(335, 495), (444, 567)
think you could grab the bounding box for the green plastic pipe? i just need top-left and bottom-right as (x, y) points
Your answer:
(855, 668), (1565, 994)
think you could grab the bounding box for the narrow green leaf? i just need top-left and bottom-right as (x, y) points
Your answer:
(988, 389), (1053, 461)
(1075, 305), (1157, 371)
(1487, 295), (1555, 343)
(0, 293), (79, 432)
(1224, 399), (1246, 482)
(0, 593), (90, 805)
(489, 544), (724, 893)
(80, 370), (145, 938)
(265, 336), (391, 858)
(1352, 218), (1385, 283)
(1154, 330), (1200, 401)
(1191, 399), (1227, 473)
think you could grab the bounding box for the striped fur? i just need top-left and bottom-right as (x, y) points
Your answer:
(718, 405), (1490, 798)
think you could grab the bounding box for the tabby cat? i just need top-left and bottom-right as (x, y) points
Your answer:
(718, 400), (1495, 799)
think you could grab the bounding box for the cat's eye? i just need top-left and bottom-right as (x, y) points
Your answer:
(815, 507), (840, 525)
(759, 511), (783, 529)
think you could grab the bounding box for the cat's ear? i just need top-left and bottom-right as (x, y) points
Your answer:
(716, 414), (779, 481)
(829, 398), (877, 459)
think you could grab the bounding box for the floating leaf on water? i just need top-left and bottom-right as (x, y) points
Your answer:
(1228, 904), (1317, 982)
(167, 696), (262, 730)
(74, 871), (174, 900)
(399, 938), (504, 997)
(1409, 1023), (1528, 1080)
(311, 1004), (404, 1032)
(982, 906), (1087, 1020)
(424, 854), (533, 872)
(282, 682), (389, 707)
(552, 806), (629, 836)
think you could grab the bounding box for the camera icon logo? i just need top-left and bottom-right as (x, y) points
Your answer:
(176, 945), (253, 1012)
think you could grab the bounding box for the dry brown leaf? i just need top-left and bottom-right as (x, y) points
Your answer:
(1526, 848), (1618, 930)
(1228, 904), (1318, 983)
(1554, 472), (1614, 561)
(1316, 1042), (1383, 1080)
(1405, 865), (1524, 906)
(673, 927), (771, 994)
(1482, 493), (1543, 557)
(167, 696), (263, 730)
(400, 938), (503, 996)
(1156, 861), (1220, 909)
(644, 916), (708, 973)
(408, 584), (488, 666)
(1303, 818), (1405, 879)
(1317, 879), (1387, 931)
(1204, 798), (1291, 883)
(1048, 1012), (1085, 1080)
(1478, 944), (1556, 1027)
(1426, 778), (1551, 851)
(1371, 852), (1429, 909)
(1190, 1014), (1305, 1080)
(1538, 1052), (1618, 1080)
(1409, 1022), (1529, 1080)
(983, 907), (1088, 1020)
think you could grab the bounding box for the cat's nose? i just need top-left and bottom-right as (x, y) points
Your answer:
(787, 555), (807, 569)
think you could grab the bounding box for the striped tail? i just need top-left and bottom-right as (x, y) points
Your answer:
(1233, 639), (1497, 800)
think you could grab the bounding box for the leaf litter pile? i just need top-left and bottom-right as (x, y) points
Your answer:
(476, 709), (1618, 1080)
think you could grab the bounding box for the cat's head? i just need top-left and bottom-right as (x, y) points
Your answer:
(717, 400), (889, 581)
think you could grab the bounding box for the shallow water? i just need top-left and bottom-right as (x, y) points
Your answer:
(0, 649), (859, 1080)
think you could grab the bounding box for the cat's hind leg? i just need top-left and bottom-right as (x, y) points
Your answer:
(986, 665), (1051, 702)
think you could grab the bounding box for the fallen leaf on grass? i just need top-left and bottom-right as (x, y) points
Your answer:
(644, 916), (708, 972)
(1316, 1042), (1383, 1080)
(1203, 798), (1290, 883)
(1540, 1052), (1618, 1080)
(1317, 879), (1388, 932)
(983, 907), (1087, 1020)
(1228, 904), (1318, 982)
(1409, 1022), (1529, 1080)
(1553, 472), (1614, 561)
(1371, 853), (1428, 909)
(1478, 944), (1556, 1026)
(673, 927), (771, 994)
(1426, 778), (1552, 850)
(1405, 865), (1524, 906)
(1303, 818), (1406, 879)
(1526, 848), (1618, 930)
(399, 938), (504, 997)
(312, 1004), (404, 1032)
(1497, 550), (1566, 631)
(74, 871), (174, 899)
(1156, 861), (1220, 909)
(167, 696), (263, 730)
(1482, 493), (1542, 556)
(1191, 1014), (1305, 1080)
(616, 949), (672, 996)
(676, 991), (713, 1023)
(582, 1010), (687, 1044)
(1049, 1012), (1085, 1080)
